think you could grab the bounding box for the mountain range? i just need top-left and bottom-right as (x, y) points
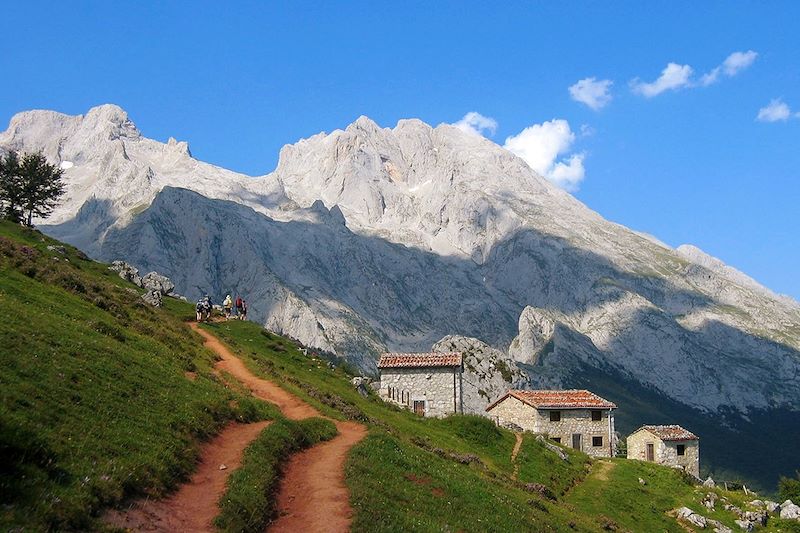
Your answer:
(1, 104), (798, 489)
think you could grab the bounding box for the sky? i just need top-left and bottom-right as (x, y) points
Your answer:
(2, 2), (799, 299)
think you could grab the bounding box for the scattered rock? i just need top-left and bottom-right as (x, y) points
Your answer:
(46, 244), (66, 254)
(676, 507), (707, 528)
(141, 271), (175, 295)
(765, 501), (780, 514)
(109, 260), (142, 287)
(748, 499), (763, 509)
(351, 377), (372, 397)
(734, 519), (753, 532)
(706, 518), (732, 533)
(638, 477), (647, 485)
(502, 421), (524, 432)
(702, 492), (718, 511)
(536, 435), (569, 462)
(219, 464), (227, 470)
(703, 476), (716, 488)
(140, 289), (162, 307)
(742, 510), (766, 526)
(723, 503), (743, 517)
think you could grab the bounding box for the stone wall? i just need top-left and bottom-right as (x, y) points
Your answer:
(487, 396), (615, 457)
(379, 366), (462, 418)
(626, 430), (700, 477)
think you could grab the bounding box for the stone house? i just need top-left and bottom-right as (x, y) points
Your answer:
(378, 352), (463, 418)
(485, 389), (617, 458)
(626, 425), (700, 478)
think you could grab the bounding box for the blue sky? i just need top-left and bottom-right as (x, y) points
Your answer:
(2, 2), (799, 298)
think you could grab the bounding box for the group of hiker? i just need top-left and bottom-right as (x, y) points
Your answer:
(195, 293), (248, 322)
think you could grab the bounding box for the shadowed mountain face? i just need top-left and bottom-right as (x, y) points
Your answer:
(3, 105), (800, 489)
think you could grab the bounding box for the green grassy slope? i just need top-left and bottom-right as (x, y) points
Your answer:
(3, 222), (797, 532)
(0, 223), (279, 530)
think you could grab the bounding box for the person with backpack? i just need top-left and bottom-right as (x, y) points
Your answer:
(240, 299), (248, 321)
(235, 295), (244, 318)
(223, 294), (233, 319)
(195, 298), (205, 322)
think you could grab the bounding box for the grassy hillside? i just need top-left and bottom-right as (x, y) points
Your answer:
(0, 222), (281, 530)
(3, 221), (799, 532)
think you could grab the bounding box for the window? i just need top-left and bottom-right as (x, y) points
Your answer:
(551, 437), (561, 444)
(677, 444), (685, 456)
(592, 436), (603, 447)
(549, 411), (561, 422)
(591, 410), (602, 421)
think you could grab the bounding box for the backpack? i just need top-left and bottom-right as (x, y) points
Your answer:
(236, 296), (243, 308)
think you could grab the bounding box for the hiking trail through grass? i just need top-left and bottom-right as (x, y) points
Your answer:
(190, 323), (367, 532)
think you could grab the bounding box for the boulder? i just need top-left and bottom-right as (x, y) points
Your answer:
(141, 272), (175, 295)
(46, 244), (66, 254)
(742, 510), (767, 526)
(765, 501), (780, 514)
(535, 435), (569, 461)
(109, 260), (142, 287)
(351, 377), (372, 397)
(780, 501), (800, 520)
(141, 289), (162, 307)
(733, 519), (753, 532)
(703, 476), (717, 488)
(676, 507), (707, 528)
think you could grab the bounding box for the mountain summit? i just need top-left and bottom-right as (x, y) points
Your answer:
(1, 105), (798, 487)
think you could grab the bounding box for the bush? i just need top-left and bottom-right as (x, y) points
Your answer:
(780, 471), (800, 503)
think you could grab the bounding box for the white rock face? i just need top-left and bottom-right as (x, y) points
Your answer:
(2, 106), (800, 424)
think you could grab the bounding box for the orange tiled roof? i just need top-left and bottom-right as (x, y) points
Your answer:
(378, 352), (462, 369)
(486, 389), (617, 411)
(639, 425), (698, 441)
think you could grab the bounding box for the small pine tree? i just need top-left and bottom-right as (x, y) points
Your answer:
(0, 151), (66, 227)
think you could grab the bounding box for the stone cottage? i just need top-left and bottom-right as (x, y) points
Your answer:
(626, 425), (700, 477)
(378, 352), (463, 418)
(485, 389), (617, 458)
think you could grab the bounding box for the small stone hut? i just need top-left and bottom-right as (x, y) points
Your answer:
(378, 352), (463, 418)
(626, 425), (699, 477)
(485, 389), (617, 458)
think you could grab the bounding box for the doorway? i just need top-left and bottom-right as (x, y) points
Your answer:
(413, 400), (426, 417)
(571, 433), (582, 451)
(646, 443), (655, 461)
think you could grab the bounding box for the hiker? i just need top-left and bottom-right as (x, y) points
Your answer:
(195, 298), (205, 322)
(200, 295), (213, 322)
(223, 294), (233, 319)
(240, 299), (248, 321)
(235, 295), (243, 318)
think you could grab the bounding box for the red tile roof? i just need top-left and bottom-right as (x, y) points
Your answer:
(486, 389), (617, 411)
(378, 352), (462, 369)
(638, 425), (698, 441)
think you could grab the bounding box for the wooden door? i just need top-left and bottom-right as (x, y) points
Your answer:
(646, 443), (654, 461)
(413, 400), (425, 417)
(571, 433), (582, 451)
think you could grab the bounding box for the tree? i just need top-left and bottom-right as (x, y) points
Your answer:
(0, 151), (23, 223)
(779, 471), (800, 502)
(0, 151), (65, 227)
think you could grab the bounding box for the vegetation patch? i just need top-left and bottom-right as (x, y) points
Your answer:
(215, 417), (337, 533)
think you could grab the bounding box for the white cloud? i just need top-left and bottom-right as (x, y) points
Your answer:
(631, 63), (694, 97)
(700, 50), (758, 86)
(569, 77), (613, 110)
(503, 119), (585, 191)
(756, 99), (793, 122)
(723, 50), (758, 76)
(453, 111), (498, 137)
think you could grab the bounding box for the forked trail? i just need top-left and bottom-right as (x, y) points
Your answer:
(104, 420), (270, 531)
(190, 323), (367, 533)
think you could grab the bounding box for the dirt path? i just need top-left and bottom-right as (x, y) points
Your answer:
(190, 323), (368, 533)
(511, 432), (523, 480)
(104, 420), (270, 532)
